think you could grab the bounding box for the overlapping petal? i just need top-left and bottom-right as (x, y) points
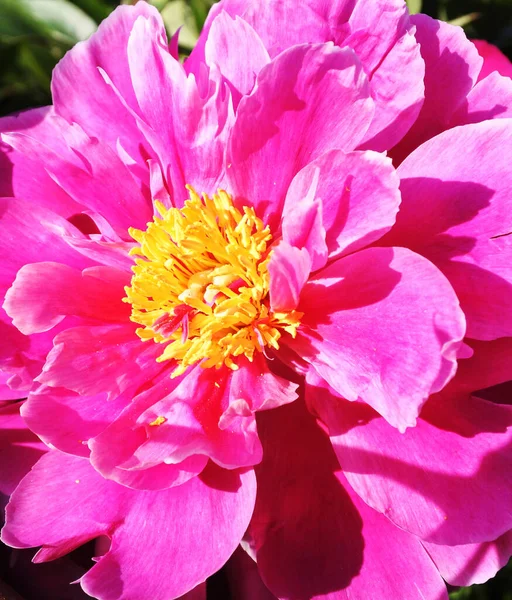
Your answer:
(388, 119), (512, 340)
(2, 451), (256, 600)
(310, 381), (512, 545)
(292, 246), (465, 430)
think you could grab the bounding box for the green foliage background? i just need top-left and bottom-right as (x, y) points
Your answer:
(0, 0), (511, 597)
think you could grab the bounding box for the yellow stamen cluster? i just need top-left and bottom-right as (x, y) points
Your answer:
(124, 186), (301, 376)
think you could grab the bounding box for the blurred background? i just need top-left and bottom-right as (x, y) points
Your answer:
(0, 0), (511, 598)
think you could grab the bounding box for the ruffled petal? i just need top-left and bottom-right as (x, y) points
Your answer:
(293, 247), (465, 430)
(205, 12), (270, 101)
(37, 324), (163, 400)
(122, 12), (232, 204)
(90, 356), (296, 484)
(21, 386), (128, 458)
(2, 452), (256, 600)
(4, 263), (130, 335)
(192, 0), (424, 150)
(311, 382), (512, 545)
(282, 149), (400, 263)
(0, 107), (86, 216)
(2, 126), (152, 234)
(392, 14), (482, 161)
(227, 42), (373, 230)
(388, 119), (512, 340)
(51, 3), (163, 167)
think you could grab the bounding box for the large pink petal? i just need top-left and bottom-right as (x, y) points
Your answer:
(388, 119), (512, 340)
(2, 451), (256, 600)
(392, 15), (482, 161)
(311, 383), (512, 545)
(37, 324), (163, 400)
(424, 531), (512, 587)
(51, 3), (162, 167)
(89, 375), (210, 491)
(282, 149), (400, 263)
(227, 43), (374, 230)
(248, 398), (447, 600)
(4, 263), (130, 335)
(293, 246), (465, 430)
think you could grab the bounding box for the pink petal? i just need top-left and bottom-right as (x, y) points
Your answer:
(0, 108), (85, 216)
(228, 353), (298, 413)
(51, 3), (163, 168)
(392, 15), (483, 161)
(90, 357), (296, 483)
(312, 383), (512, 545)
(205, 12), (270, 101)
(4, 263), (130, 335)
(2, 126), (152, 235)
(123, 13), (232, 204)
(282, 149), (400, 262)
(281, 174), (328, 272)
(268, 242), (311, 312)
(450, 72), (512, 127)
(227, 43), (374, 230)
(88, 371), (212, 490)
(193, 0), (424, 150)
(2, 452), (256, 600)
(248, 398), (447, 600)
(347, 1), (425, 150)
(293, 247), (465, 430)
(473, 39), (512, 82)
(21, 386), (129, 458)
(389, 119), (512, 340)
(0, 198), (93, 294)
(424, 530), (512, 587)
(109, 366), (263, 472)
(37, 324), (163, 400)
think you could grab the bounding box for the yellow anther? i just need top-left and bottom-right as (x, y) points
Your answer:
(149, 416), (167, 427)
(124, 186), (302, 376)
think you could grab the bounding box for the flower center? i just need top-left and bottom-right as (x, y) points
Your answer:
(125, 186), (301, 376)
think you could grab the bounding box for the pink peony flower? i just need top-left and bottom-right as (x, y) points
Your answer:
(0, 1), (511, 599)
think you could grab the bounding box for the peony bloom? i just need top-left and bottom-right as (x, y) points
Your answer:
(0, 1), (512, 599)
